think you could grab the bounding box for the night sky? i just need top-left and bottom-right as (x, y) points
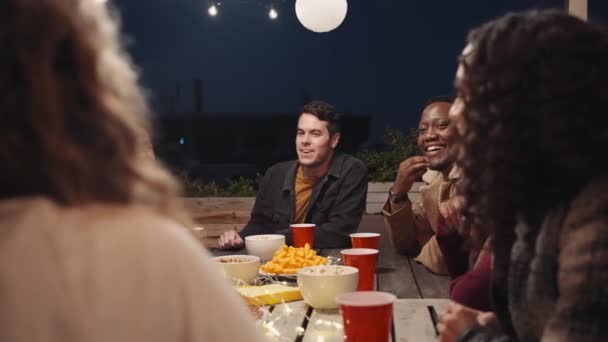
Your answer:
(113, 0), (608, 144)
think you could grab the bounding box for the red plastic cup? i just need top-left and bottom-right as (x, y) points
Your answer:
(336, 291), (396, 342)
(341, 248), (379, 291)
(290, 223), (315, 248)
(350, 232), (380, 249)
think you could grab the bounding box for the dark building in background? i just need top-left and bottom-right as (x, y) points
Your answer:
(154, 113), (371, 182)
(153, 80), (371, 182)
(193, 79), (203, 113)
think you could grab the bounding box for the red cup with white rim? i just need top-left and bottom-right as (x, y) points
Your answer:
(336, 291), (396, 342)
(340, 248), (379, 291)
(350, 232), (380, 249)
(290, 223), (315, 248)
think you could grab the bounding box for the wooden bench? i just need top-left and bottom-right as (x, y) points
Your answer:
(183, 197), (254, 248)
(184, 198), (390, 249)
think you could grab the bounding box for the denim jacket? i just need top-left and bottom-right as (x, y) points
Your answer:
(240, 152), (368, 248)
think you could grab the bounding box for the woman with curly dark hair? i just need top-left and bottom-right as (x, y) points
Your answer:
(437, 10), (608, 342)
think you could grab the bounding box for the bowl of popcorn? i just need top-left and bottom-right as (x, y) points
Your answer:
(297, 265), (359, 309)
(245, 234), (285, 261)
(209, 255), (260, 285)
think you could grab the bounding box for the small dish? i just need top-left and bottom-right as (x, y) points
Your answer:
(245, 234), (285, 261)
(209, 255), (260, 285)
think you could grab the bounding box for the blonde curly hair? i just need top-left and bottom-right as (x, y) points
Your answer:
(0, 0), (189, 225)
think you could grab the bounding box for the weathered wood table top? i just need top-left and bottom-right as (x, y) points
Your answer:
(254, 298), (449, 342)
(210, 238), (451, 341)
(209, 214), (451, 297)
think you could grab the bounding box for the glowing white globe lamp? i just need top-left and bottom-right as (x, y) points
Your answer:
(295, 0), (348, 33)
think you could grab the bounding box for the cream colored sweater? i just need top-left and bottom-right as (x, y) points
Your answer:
(0, 197), (267, 342)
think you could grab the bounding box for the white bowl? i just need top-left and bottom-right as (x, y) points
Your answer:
(209, 255), (260, 285)
(245, 234), (285, 261)
(297, 265), (359, 309)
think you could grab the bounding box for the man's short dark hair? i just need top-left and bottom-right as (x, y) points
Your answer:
(424, 95), (454, 108)
(300, 100), (343, 136)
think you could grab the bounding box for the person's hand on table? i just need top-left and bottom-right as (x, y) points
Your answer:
(437, 301), (497, 342)
(391, 156), (428, 202)
(217, 230), (244, 250)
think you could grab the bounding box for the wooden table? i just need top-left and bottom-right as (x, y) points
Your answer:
(210, 241), (451, 341)
(258, 298), (449, 342)
(210, 214), (450, 298)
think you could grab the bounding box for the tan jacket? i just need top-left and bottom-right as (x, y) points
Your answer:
(0, 197), (267, 342)
(382, 169), (459, 275)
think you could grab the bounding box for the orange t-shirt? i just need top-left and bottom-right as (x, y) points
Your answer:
(293, 166), (315, 224)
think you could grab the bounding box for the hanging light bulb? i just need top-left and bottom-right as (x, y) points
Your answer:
(208, 4), (218, 17)
(268, 7), (278, 20)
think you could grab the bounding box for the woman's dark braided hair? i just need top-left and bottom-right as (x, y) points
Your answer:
(456, 10), (608, 332)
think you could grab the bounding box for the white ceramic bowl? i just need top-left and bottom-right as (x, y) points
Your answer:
(297, 265), (359, 309)
(245, 234), (285, 261)
(209, 255), (260, 285)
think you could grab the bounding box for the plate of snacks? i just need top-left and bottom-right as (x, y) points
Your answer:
(259, 244), (328, 277)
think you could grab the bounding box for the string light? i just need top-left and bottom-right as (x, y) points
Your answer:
(208, 3), (218, 17)
(206, 1), (285, 22)
(268, 7), (278, 20)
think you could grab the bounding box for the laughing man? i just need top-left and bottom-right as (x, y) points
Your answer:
(383, 96), (458, 275)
